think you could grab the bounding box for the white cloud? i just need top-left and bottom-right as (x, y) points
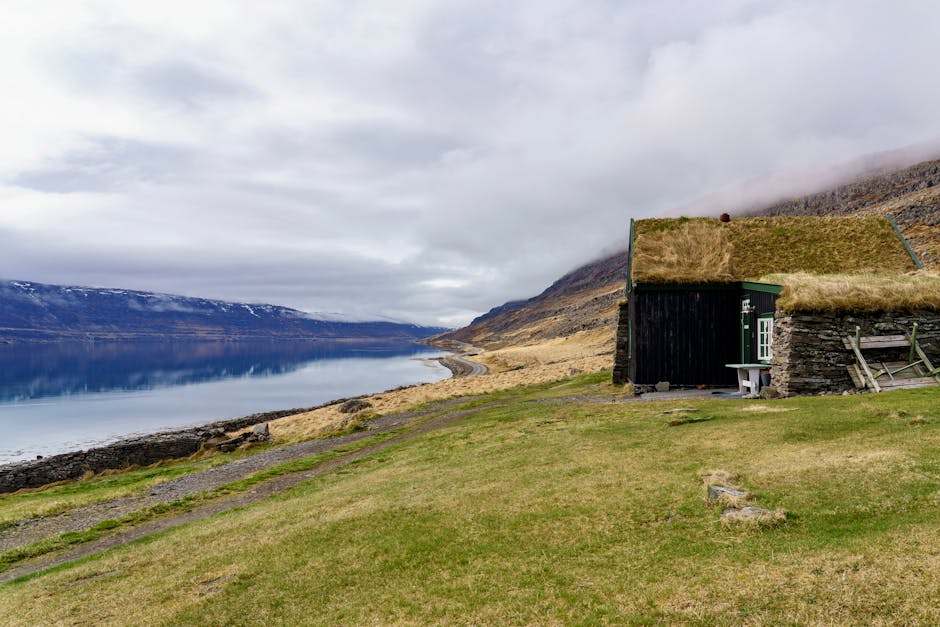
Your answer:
(1, 0), (939, 326)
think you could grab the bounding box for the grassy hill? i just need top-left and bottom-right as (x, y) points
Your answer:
(3, 373), (940, 623)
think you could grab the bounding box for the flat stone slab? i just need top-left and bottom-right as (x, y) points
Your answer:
(721, 506), (786, 525)
(708, 485), (747, 500)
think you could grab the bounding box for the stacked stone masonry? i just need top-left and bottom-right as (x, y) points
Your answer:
(612, 301), (630, 385)
(769, 311), (940, 396)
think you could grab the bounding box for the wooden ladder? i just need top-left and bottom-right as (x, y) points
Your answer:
(843, 323), (940, 392)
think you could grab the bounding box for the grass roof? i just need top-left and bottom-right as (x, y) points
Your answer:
(632, 216), (916, 284)
(762, 272), (940, 314)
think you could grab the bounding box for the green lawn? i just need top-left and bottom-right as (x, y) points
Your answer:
(3, 373), (940, 624)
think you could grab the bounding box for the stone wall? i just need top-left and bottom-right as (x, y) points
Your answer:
(612, 301), (630, 385)
(769, 310), (940, 396)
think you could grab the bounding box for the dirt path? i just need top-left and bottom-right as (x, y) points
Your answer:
(437, 354), (489, 377)
(0, 396), (490, 577)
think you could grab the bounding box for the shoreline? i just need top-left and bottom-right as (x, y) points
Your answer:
(2, 333), (613, 492)
(0, 352), (477, 493)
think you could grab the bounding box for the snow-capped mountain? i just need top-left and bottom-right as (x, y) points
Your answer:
(0, 280), (446, 342)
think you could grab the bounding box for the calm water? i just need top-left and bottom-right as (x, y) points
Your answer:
(0, 341), (449, 463)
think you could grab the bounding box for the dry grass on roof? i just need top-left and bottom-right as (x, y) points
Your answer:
(632, 216), (915, 283)
(762, 272), (940, 314)
(631, 218), (733, 283)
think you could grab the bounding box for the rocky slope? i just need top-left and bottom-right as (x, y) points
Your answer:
(0, 280), (445, 343)
(432, 250), (628, 350)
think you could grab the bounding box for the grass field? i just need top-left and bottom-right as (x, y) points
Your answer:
(3, 372), (940, 624)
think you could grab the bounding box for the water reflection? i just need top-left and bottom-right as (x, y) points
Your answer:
(0, 340), (448, 462)
(0, 340), (434, 403)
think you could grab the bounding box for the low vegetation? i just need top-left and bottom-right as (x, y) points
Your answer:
(0, 453), (246, 529)
(633, 216), (916, 283)
(766, 271), (940, 313)
(4, 372), (940, 624)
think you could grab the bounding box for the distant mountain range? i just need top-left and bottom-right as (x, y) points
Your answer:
(0, 280), (446, 343)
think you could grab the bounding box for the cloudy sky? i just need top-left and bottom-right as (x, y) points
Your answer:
(2, 1), (940, 326)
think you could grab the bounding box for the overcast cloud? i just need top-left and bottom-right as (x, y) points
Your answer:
(2, 1), (940, 326)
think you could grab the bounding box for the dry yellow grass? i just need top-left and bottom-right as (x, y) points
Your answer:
(720, 507), (787, 527)
(270, 328), (614, 442)
(633, 218), (733, 283)
(763, 271), (940, 313)
(476, 326), (614, 372)
(699, 468), (739, 487)
(633, 216), (915, 283)
(740, 404), (798, 414)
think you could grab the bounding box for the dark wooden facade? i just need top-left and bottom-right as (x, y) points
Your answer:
(620, 282), (780, 386)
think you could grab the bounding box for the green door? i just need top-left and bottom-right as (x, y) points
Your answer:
(740, 296), (752, 362)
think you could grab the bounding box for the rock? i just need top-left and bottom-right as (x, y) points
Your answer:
(252, 423), (270, 438)
(339, 399), (372, 414)
(569, 368), (582, 376)
(708, 485), (747, 501)
(759, 386), (781, 399)
(216, 434), (249, 452)
(708, 485), (751, 508)
(203, 435), (230, 448)
(654, 381), (670, 393)
(720, 506), (787, 526)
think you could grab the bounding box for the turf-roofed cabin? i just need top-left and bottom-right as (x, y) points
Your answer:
(612, 216), (940, 396)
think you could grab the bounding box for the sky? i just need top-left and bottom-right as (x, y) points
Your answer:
(2, 1), (940, 327)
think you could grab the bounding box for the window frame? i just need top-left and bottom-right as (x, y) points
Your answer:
(757, 314), (774, 363)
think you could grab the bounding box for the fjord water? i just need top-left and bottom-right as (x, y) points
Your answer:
(0, 341), (449, 463)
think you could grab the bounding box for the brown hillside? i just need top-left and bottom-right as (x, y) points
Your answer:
(432, 249), (627, 350)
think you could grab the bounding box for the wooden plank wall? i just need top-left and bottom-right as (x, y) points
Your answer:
(630, 288), (740, 385)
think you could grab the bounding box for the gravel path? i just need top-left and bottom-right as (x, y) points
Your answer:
(0, 396), (479, 555)
(436, 354), (489, 377)
(0, 399), (500, 585)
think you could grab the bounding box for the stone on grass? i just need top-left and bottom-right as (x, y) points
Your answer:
(654, 381), (670, 393)
(708, 485), (747, 500)
(759, 386), (781, 399)
(339, 399), (372, 414)
(252, 423), (270, 438)
(708, 485), (751, 508)
(720, 506), (786, 527)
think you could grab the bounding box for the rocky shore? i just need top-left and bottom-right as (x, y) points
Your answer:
(0, 350), (484, 494)
(0, 397), (368, 494)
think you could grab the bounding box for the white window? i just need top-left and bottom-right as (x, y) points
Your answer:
(758, 316), (773, 362)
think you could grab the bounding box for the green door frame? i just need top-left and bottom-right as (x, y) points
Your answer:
(740, 296), (752, 362)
